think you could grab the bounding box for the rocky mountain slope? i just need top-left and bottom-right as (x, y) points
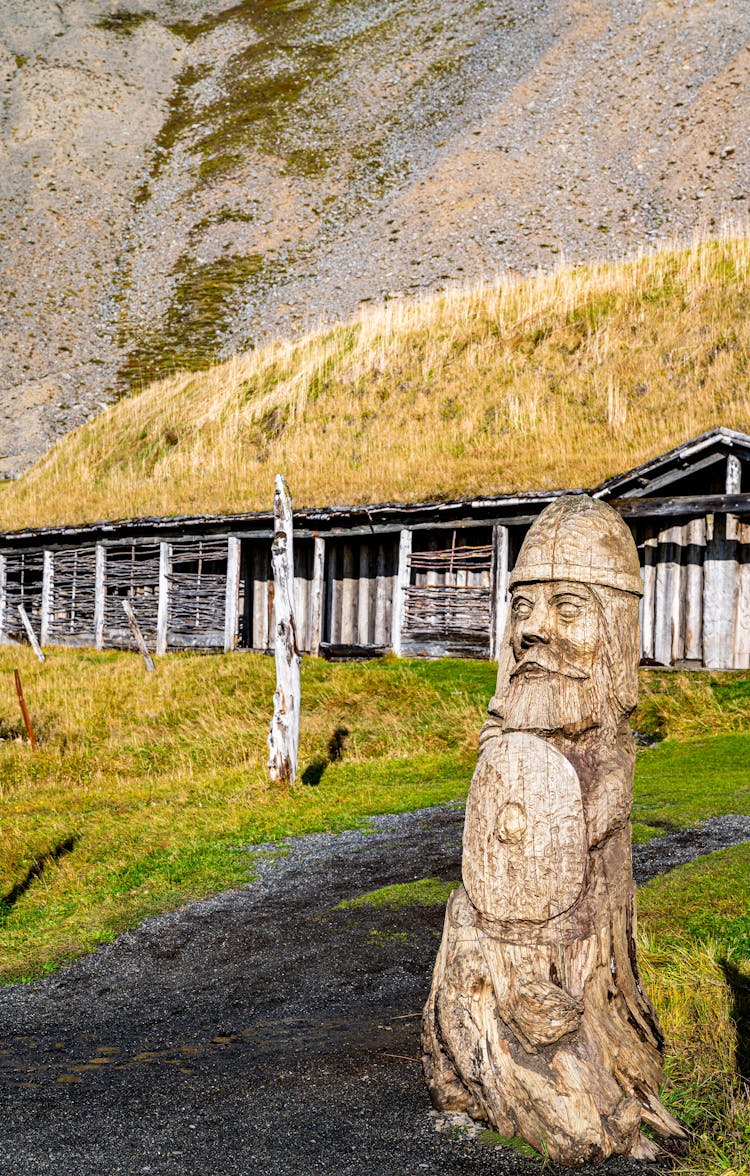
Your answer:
(0, 0), (748, 477)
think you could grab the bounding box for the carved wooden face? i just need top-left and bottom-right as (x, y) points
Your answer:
(509, 580), (601, 681)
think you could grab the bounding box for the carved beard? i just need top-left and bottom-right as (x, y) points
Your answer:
(502, 656), (613, 737)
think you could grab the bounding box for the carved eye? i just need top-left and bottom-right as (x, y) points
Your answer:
(511, 598), (533, 618)
(556, 599), (582, 620)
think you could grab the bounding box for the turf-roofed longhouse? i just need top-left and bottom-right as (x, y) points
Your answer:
(1, 428), (749, 669)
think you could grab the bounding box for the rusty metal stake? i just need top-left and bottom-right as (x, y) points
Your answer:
(14, 669), (38, 751)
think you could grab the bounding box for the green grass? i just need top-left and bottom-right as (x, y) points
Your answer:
(336, 876), (457, 911)
(0, 649), (490, 983)
(639, 843), (750, 959)
(1, 658), (748, 984)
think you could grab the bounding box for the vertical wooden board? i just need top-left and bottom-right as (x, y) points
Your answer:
(491, 525), (510, 662)
(94, 543), (106, 650)
(654, 525), (679, 666)
(40, 550), (54, 647)
(328, 544), (341, 644)
(703, 513), (737, 669)
(391, 529), (412, 656)
(251, 545), (267, 650)
(0, 554), (6, 637)
(374, 542), (388, 646)
(358, 543), (371, 646)
(341, 543), (355, 644)
(640, 528), (657, 661)
(683, 518), (705, 661)
(224, 537), (241, 653)
(733, 519), (750, 668)
(726, 454), (742, 541)
(293, 543), (309, 653)
(156, 542), (171, 656)
(670, 524), (686, 664)
(309, 536), (325, 656)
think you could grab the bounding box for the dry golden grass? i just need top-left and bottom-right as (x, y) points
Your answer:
(2, 230), (750, 529)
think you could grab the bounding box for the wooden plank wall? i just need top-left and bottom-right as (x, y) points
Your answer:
(167, 538), (227, 648)
(324, 537), (397, 649)
(3, 551), (44, 642)
(241, 538), (319, 653)
(47, 547), (97, 646)
(634, 513), (750, 668)
(401, 529), (493, 658)
(1, 507), (750, 666)
(103, 543), (161, 650)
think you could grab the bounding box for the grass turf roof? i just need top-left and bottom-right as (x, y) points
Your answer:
(1, 233), (749, 531)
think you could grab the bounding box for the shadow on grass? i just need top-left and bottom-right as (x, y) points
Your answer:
(721, 959), (750, 1090)
(301, 725), (349, 787)
(0, 837), (78, 914)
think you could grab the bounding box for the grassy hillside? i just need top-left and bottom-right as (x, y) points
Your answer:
(2, 233), (750, 530)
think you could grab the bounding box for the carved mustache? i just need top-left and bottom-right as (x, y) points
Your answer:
(510, 651), (589, 680)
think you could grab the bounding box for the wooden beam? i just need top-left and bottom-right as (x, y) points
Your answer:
(18, 604), (45, 662)
(0, 554), (6, 639)
(726, 455), (742, 542)
(122, 600), (156, 670)
(94, 543), (106, 650)
(612, 493), (750, 519)
(40, 550), (54, 647)
(391, 529), (412, 656)
(155, 541), (170, 656)
(309, 536), (325, 657)
(490, 524), (509, 662)
(223, 536), (241, 653)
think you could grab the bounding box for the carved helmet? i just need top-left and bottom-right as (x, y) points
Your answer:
(509, 495), (643, 596)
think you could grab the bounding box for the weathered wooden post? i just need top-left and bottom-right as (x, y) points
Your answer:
(267, 476), (300, 784)
(122, 599), (156, 672)
(224, 537), (241, 653)
(40, 550), (54, 647)
(94, 543), (106, 650)
(17, 605), (45, 662)
(422, 495), (687, 1165)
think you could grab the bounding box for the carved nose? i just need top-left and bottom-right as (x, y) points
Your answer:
(520, 610), (551, 646)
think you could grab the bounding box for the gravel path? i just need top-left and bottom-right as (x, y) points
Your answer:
(0, 807), (747, 1175)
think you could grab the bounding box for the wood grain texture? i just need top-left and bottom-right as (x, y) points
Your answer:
(423, 495), (686, 1165)
(267, 476), (300, 785)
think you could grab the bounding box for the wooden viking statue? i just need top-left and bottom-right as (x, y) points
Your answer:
(422, 495), (687, 1165)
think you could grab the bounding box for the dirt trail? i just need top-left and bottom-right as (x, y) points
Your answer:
(0, 0), (748, 477)
(0, 805), (747, 1175)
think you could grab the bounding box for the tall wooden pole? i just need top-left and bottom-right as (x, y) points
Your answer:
(268, 476), (300, 784)
(224, 537), (241, 653)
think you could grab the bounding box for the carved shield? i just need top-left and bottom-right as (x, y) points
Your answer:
(462, 732), (587, 923)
